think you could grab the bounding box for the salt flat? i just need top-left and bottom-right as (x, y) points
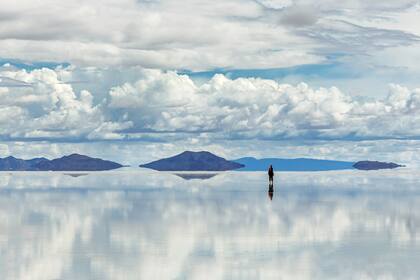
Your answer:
(0, 169), (419, 279)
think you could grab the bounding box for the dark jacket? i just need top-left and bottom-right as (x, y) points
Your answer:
(268, 166), (274, 177)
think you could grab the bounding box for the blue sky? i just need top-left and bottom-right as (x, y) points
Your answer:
(1, 0), (420, 164)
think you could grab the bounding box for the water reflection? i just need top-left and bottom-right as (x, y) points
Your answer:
(64, 173), (89, 178)
(0, 170), (420, 279)
(174, 173), (218, 180)
(268, 185), (274, 201)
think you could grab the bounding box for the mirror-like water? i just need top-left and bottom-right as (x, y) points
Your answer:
(1, 169), (420, 280)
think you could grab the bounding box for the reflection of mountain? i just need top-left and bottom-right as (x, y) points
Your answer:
(174, 173), (218, 180)
(0, 154), (122, 171)
(140, 151), (243, 171)
(64, 173), (89, 178)
(234, 157), (355, 171)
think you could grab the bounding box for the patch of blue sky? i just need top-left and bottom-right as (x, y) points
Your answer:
(181, 61), (361, 82)
(0, 58), (70, 70)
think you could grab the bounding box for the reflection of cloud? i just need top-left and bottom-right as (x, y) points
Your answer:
(1, 171), (420, 279)
(0, 191), (130, 280)
(0, 173), (11, 187)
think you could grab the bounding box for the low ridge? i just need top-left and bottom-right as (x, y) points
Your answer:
(353, 161), (403, 170)
(0, 154), (122, 171)
(140, 151), (244, 171)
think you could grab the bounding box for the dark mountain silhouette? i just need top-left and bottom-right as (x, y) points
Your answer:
(140, 151), (244, 171)
(0, 154), (122, 171)
(353, 161), (403, 170)
(35, 154), (123, 171)
(0, 156), (49, 171)
(234, 157), (355, 171)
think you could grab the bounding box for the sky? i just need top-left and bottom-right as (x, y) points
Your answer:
(1, 0), (420, 165)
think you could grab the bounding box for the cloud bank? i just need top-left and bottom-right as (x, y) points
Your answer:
(1, 66), (420, 144)
(1, 0), (420, 71)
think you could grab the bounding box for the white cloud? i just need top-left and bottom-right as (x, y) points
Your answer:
(0, 0), (323, 70)
(1, 1), (420, 103)
(107, 69), (420, 141)
(1, 0), (419, 71)
(2, 66), (420, 144)
(0, 67), (130, 140)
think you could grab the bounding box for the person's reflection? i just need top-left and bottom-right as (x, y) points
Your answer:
(268, 185), (274, 200)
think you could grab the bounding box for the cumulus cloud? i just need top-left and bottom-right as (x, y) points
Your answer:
(107, 69), (420, 141)
(2, 66), (420, 144)
(0, 67), (131, 140)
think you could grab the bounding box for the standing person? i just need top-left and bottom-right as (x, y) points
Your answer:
(268, 165), (274, 187)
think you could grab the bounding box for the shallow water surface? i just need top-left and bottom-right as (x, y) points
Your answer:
(0, 169), (420, 279)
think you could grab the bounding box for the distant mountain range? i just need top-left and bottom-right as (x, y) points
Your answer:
(140, 151), (244, 171)
(0, 154), (122, 171)
(233, 157), (355, 171)
(0, 151), (404, 172)
(140, 151), (403, 172)
(353, 161), (404, 170)
(0, 156), (49, 171)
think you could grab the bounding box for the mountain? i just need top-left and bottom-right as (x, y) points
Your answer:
(233, 157), (355, 171)
(0, 154), (122, 171)
(35, 154), (123, 171)
(353, 161), (403, 170)
(0, 156), (49, 171)
(140, 151), (244, 171)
